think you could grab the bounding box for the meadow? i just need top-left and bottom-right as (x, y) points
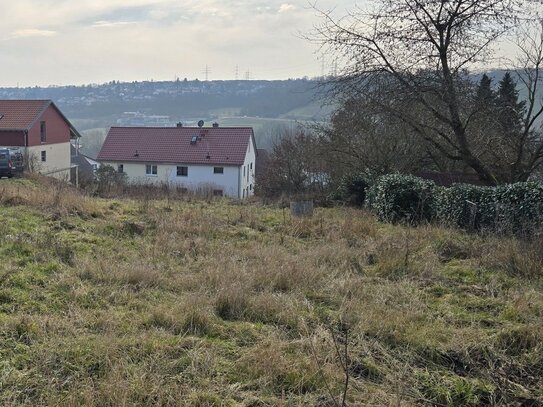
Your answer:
(0, 177), (541, 406)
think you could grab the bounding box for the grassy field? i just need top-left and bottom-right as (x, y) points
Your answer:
(0, 178), (541, 406)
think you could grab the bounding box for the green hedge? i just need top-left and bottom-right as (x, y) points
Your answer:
(493, 182), (543, 233)
(332, 174), (372, 207)
(366, 174), (437, 224)
(436, 182), (543, 233)
(435, 184), (496, 230)
(363, 174), (543, 234)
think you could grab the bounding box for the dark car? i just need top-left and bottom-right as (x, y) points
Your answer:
(0, 148), (24, 178)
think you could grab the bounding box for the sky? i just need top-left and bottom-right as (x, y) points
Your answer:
(0, 0), (354, 87)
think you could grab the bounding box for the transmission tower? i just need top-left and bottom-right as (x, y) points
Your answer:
(235, 65), (240, 80)
(244, 70), (253, 80)
(321, 59), (325, 78)
(202, 65), (211, 81)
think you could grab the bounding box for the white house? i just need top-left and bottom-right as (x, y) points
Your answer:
(97, 124), (257, 198)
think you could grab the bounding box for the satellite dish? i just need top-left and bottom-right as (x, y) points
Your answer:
(198, 120), (204, 128)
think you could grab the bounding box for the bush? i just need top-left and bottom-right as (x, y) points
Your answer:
(436, 182), (543, 233)
(493, 182), (543, 234)
(332, 173), (372, 206)
(436, 184), (496, 231)
(95, 165), (127, 195)
(366, 174), (437, 224)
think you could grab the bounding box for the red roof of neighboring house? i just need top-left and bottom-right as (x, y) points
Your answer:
(0, 99), (81, 137)
(0, 100), (51, 130)
(97, 126), (256, 166)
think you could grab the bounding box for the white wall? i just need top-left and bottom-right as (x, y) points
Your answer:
(101, 161), (242, 198)
(239, 137), (257, 198)
(26, 142), (71, 181)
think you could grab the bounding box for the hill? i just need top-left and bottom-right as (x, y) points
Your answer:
(0, 178), (541, 405)
(0, 79), (331, 158)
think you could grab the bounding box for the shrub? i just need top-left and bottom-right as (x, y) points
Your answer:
(436, 182), (543, 233)
(95, 165), (127, 195)
(332, 173), (372, 206)
(366, 174), (437, 224)
(493, 182), (543, 234)
(435, 184), (496, 230)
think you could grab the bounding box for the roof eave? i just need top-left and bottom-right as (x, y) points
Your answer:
(97, 158), (243, 166)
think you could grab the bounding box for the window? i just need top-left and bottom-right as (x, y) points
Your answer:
(250, 163), (253, 171)
(117, 164), (124, 173)
(41, 151), (46, 162)
(40, 121), (46, 143)
(250, 184), (253, 191)
(243, 166), (246, 177)
(214, 167), (224, 174)
(146, 164), (158, 176)
(177, 166), (188, 176)
(213, 189), (223, 197)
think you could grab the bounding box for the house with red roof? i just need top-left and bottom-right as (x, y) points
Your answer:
(97, 124), (257, 198)
(0, 100), (81, 180)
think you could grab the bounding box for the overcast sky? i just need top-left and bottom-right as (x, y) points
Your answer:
(0, 0), (356, 87)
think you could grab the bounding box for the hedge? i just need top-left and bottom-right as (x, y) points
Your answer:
(493, 182), (543, 234)
(435, 184), (496, 230)
(332, 174), (372, 207)
(366, 174), (438, 224)
(363, 174), (543, 234)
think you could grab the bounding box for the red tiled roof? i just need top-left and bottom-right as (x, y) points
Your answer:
(97, 126), (255, 166)
(0, 100), (51, 130)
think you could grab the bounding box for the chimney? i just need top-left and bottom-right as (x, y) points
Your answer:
(176, 122), (183, 128)
(212, 122), (219, 128)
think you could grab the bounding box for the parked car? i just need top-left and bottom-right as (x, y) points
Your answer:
(0, 148), (24, 178)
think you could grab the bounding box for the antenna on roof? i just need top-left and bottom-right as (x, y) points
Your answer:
(198, 120), (204, 128)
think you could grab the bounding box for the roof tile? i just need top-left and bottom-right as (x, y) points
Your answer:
(0, 100), (51, 130)
(97, 127), (255, 166)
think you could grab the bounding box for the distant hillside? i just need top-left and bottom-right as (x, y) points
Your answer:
(1, 71), (538, 158)
(0, 79), (333, 157)
(0, 79), (330, 130)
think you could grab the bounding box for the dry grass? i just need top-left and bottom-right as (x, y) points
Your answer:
(0, 178), (541, 406)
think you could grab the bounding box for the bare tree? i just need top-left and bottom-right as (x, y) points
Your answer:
(511, 19), (543, 180)
(256, 127), (329, 198)
(312, 0), (540, 184)
(317, 95), (430, 179)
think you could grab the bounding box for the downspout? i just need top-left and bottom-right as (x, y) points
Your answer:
(238, 166), (241, 199)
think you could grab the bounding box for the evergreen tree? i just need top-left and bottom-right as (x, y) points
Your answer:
(475, 74), (494, 109)
(496, 72), (526, 139)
